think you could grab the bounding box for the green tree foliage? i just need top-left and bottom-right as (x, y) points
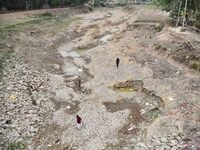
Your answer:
(155, 0), (200, 28)
(50, 0), (60, 7)
(0, 0), (89, 10)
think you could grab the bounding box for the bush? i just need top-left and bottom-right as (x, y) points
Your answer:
(50, 0), (60, 7)
(38, 12), (53, 18)
(195, 20), (200, 29)
(72, 0), (88, 6)
(195, 12), (200, 29)
(94, 0), (100, 7)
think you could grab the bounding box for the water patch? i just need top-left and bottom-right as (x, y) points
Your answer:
(113, 80), (143, 92)
(115, 87), (137, 92)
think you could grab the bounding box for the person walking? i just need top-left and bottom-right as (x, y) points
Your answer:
(76, 115), (82, 129)
(116, 58), (120, 68)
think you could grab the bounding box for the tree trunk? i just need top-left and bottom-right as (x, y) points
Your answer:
(43, 0), (50, 8)
(60, 0), (64, 7)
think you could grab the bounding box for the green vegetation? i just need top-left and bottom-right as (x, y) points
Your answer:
(155, 23), (164, 32)
(154, 0), (200, 29)
(154, 43), (162, 50)
(0, 51), (11, 80)
(191, 61), (200, 70)
(50, 0), (61, 7)
(0, 11), (81, 80)
(0, 0), (89, 10)
(37, 12), (53, 18)
(0, 12), (53, 31)
(192, 63), (198, 69)
(54, 16), (81, 31)
(145, 107), (162, 121)
(4, 141), (25, 150)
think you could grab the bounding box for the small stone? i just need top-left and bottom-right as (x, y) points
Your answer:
(71, 145), (78, 149)
(55, 139), (60, 144)
(171, 146), (178, 150)
(137, 143), (148, 149)
(122, 147), (129, 150)
(152, 139), (161, 146)
(160, 145), (170, 150)
(128, 127), (134, 131)
(176, 136), (182, 141)
(28, 126), (37, 133)
(179, 141), (185, 145)
(170, 140), (178, 146)
(52, 64), (60, 70)
(78, 69), (83, 72)
(111, 28), (120, 33)
(58, 51), (69, 58)
(161, 137), (168, 143)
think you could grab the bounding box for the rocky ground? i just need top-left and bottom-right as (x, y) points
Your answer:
(0, 5), (200, 150)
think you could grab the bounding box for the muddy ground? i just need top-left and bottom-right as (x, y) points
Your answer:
(1, 5), (200, 150)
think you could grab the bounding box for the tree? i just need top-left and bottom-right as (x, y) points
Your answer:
(155, 0), (200, 28)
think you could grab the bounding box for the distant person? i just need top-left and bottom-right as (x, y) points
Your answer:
(76, 115), (82, 129)
(78, 78), (81, 91)
(116, 58), (120, 68)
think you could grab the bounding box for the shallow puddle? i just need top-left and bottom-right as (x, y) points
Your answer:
(113, 80), (143, 92)
(115, 87), (138, 92)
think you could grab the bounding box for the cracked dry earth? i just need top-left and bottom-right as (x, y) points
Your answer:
(1, 5), (200, 150)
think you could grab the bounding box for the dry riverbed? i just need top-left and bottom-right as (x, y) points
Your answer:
(0, 5), (200, 150)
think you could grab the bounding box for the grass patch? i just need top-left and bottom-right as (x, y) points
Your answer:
(4, 141), (25, 150)
(53, 16), (82, 31)
(0, 51), (12, 80)
(137, 4), (158, 9)
(0, 15), (53, 80)
(154, 43), (162, 50)
(145, 107), (162, 121)
(155, 23), (164, 32)
(37, 12), (53, 18)
(192, 63), (198, 69)
(160, 121), (169, 128)
(191, 61), (200, 70)
(0, 13), (81, 80)
(0, 17), (52, 31)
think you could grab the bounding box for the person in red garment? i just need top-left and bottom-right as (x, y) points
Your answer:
(76, 115), (82, 129)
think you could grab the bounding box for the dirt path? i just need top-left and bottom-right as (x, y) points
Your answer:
(1, 5), (200, 150)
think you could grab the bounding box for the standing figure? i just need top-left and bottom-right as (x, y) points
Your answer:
(116, 58), (120, 68)
(76, 115), (82, 129)
(78, 78), (81, 91)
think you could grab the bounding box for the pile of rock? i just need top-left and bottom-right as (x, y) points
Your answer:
(148, 134), (187, 150)
(124, 134), (188, 150)
(0, 58), (53, 147)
